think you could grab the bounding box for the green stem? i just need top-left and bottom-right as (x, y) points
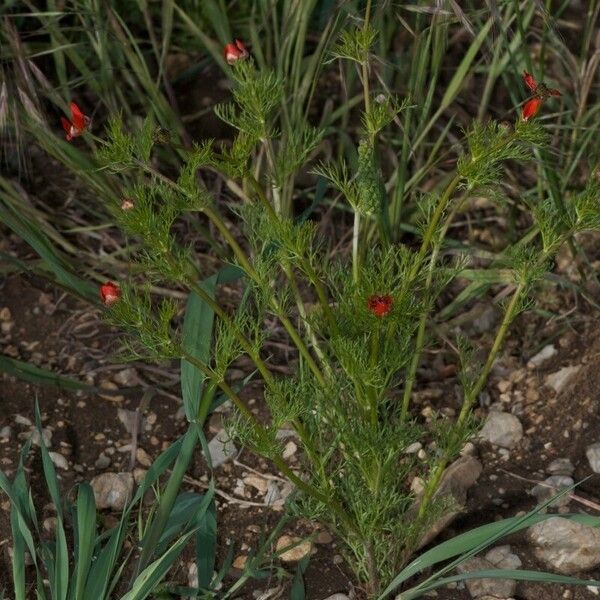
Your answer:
(352, 211), (361, 284)
(368, 326), (380, 427)
(416, 280), (525, 523)
(284, 262), (334, 375)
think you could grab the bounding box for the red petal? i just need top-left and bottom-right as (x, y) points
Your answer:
(234, 39), (248, 57)
(70, 102), (86, 131)
(522, 97), (542, 120)
(60, 116), (71, 134)
(100, 281), (121, 306)
(523, 71), (538, 92)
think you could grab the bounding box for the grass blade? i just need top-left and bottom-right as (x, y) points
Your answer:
(121, 530), (198, 600)
(402, 569), (600, 599)
(195, 481), (217, 590)
(73, 483), (97, 600)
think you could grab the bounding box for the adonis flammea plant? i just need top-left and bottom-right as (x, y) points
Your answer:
(85, 12), (600, 595)
(60, 102), (90, 141)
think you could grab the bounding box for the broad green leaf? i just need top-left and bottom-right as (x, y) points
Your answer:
(73, 484), (97, 600)
(196, 485), (217, 589)
(400, 570), (600, 600)
(181, 265), (244, 422)
(290, 555), (310, 600)
(136, 425), (199, 572)
(120, 530), (198, 600)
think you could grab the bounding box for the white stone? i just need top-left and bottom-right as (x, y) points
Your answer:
(91, 472), (134, 511)
(275, 535), (312, 562)
(207, 430), (237, 467)
(48, 451), (69, 470)
(405, 442), (422, 454)
(546, 365), (580, 394)
(479, 412), (523, 449)
(528, 344), (557, 367)
(586, 443), (600, 473)
(527, 517), (600, 574)
(456, 556), (517, 598)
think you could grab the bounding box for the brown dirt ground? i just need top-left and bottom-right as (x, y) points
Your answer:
(3, 261), (600, 600)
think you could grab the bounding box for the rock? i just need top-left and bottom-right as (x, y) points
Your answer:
(411, 476), (425, 495)
(113, 368), (138, 386)
(479, 412), (523, 449)
(322, 595), (350, 600)
(315, 530), (333, 545)
(48, 451), (69, 470)
(91, 472), (134, 511)
(43, 517), (57, 533)
(136, 448), (152, 467)
(586, 443), (600, 473)
(21, 428), (52, 448)
(188, 562), (198, 588)
(14, 414), (32, 427)
(275, 429), (296, 440)
(405, 442), (422, 454)
(528, 344), (557, 368)
(264, 481), (281, 506)
(233, 479), (246, 497)
(545, 365), (580, 394)
(414, 456), (483, 549)
(456, 556), (517, 598)
(133, 468), (147, 485)
(275, 535), (312, 562)
(95, 453), (111, 469)
(282, 441), (297, 460)
(460, 442), (476, 456)
(233, 555), (248, 569)
(531, 476), (574, 507)
(279, 481), (295, 501)
(244, 475), (268, 495)
(547, 458), (574, 477)
(485, 545), (522, 570)
(207, 430), (237, 467)
(99, 381), (124, 402)
(527, 517), (600, 574)
(0, 426), (12, 441)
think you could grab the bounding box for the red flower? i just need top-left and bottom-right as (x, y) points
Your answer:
(100, 281), (120, 306)
(60, 102), (90, 141)
(224, 39), (249, 65)
(367, 295), (393, 318)
(522, 97), (543, 120)
(521, 71), (561, 121)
